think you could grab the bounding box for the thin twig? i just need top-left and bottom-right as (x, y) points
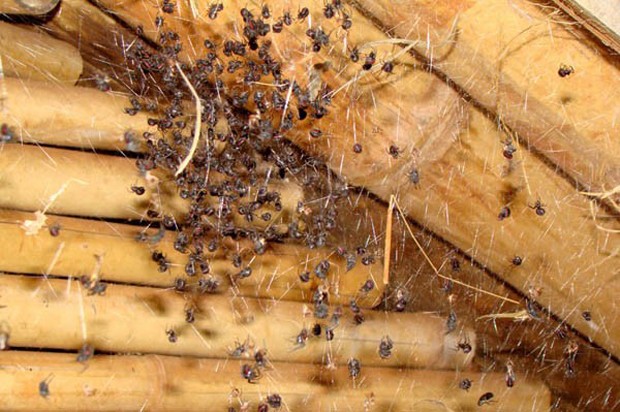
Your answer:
(477, 310), (529, 321)
(174, 62), (203, 176)
(383, 195), (395, 285)
(587, 200), (620, 233)
(188, 0), (199, 20)
(0, 54), (6, 114)
(580, 185), (620, 213)
(77, 280), (88, 342)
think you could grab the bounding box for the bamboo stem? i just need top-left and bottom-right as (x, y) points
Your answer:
(2, 78), (149, 151)
(0, 23), (82, 85)
(0, 209), (383, 307)
(0, 144), (302, 229)
(0, 274), (471, 369)
(0, 351), (550, 411)
(0, 0), (58, 15)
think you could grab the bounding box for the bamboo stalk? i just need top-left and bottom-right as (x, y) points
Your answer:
(2, 78), (149, 151)
(352, 0), (620, 206)
(0, 274), (472, 369)
(0, 0), (58, 15)
(0, 144), (302, 229)
(0, 351), (550, 411)
(0, 209), (383, 307)
(0, 23), (82, 85)
(0, 143), (179, 220)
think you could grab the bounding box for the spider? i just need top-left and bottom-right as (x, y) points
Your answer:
(455, 335), (472, 354)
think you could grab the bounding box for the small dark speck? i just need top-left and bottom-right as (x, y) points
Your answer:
(558, 64), (574, 77)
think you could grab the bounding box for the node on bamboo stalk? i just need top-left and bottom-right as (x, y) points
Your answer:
(0, 23), (82, 84)
(0, 209), (382, 307)
(0, 351), (550, 411)
(0, 274), (471, 369)
(0, 0), (58, 15)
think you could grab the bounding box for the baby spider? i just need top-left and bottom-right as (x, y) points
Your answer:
(459, 378), (472, 391)
(558, 64), (574, 77)
(505, 359), (516, 388)
(529, 199), (546, 216)
(228, 336), (252, 358)
(387, 144), (401, 159)
(445, 310), (457, 334)
(347, 357), (361, 379)
(455, 335), (472, 354)
(241, 363), (262, 383)
(291, 327), (309, 350)
(165, 328), (178, 343)
(362, 51), (376, 71)
(378, 335), (394, 359)
(381, 61), (394, 73)
(39, 374), (54, 398)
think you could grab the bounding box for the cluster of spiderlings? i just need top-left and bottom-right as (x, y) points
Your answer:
(122, 4), (373, 303)
(306, 26), (330, 52)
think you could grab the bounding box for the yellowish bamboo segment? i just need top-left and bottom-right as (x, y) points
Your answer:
(2, 78), (149, 151)
(0, 143), (167, 220)
(0, 0), (58, 15)
(0, 23), (82, 84)
(0, 209), (223, 285)
(0, 144), (302, 229)
(0, 352), (550, 411)
(0, 209), (383, 307)
(0, 274), (471, 369)
(234, 242), (384, 308)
